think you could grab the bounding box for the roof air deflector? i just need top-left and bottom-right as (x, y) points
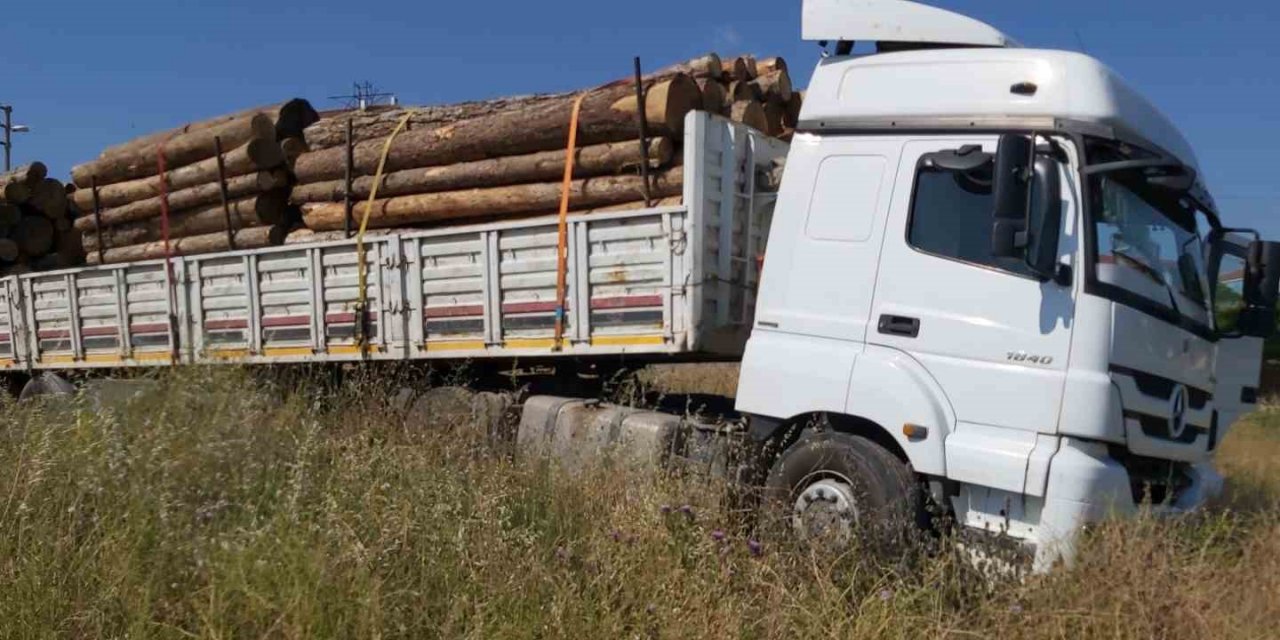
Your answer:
(802, 0), (1019, 49)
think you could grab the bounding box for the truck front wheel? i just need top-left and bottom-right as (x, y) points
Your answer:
(764, 431), (921, 549)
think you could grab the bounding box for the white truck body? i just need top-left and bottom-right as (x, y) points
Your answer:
(735, 0), (1267, 568)
(0, 114), (785, 371)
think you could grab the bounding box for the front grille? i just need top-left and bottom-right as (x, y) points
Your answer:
(1125, 411), (1206, 444)
(1110, 365), (1211, 410)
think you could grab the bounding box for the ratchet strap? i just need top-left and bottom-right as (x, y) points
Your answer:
(553, 93), (588, 351)
(354, 110), (415, 353)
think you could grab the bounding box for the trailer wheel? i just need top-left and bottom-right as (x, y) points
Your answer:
(764, 431), (920, 550)
(18, 372), (77, 403)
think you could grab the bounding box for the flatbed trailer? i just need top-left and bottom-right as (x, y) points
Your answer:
(0, 113), (786, 373)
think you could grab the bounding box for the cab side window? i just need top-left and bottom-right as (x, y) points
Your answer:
(907, 162), (1038, 277)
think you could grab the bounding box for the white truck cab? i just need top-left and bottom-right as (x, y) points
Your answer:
(737, 0), (1280, 567)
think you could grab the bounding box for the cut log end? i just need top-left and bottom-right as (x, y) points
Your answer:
(729, 101), (769, 133)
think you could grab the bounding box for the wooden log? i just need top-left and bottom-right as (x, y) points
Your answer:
(58, 229), (84, 265)
(97, 99), (319, 159)
(281, 137), (308, 167)
(74, 170), (289, 232)
(285, 195), (685, 246)
(721, 57), (755, 82)
(0, 163), (48, 193)
(16, 216), (54, 255)
(0, 238), (17, 262)
(289, 138), (674, 204)
(71, 113), (276, 188)
(784, 92), (803, 128)
(751, 70), (793, 103)
(728, 80), (763, 103)
(292, 75), (701, 184)
(303, 93), (575, 151)
(85, 225), (288, 266)
(3, 181), (31, 204)
(696, 79), (729, 115)
(82, 192), (286, 251)
(300, 167), (684, 231)
(649, 53), (723, 80)
(729, 101), (769, 132)
(29, 179), (68, 219)
(763, 101), (786, 137)
(0, 203), (19, 226)
(758, 57), (788, 76)
(70, 138), (285, 211)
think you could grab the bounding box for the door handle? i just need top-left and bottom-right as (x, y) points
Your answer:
(878, 314), (920, 338)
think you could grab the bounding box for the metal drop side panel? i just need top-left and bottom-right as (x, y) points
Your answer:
(685, 113), (788, 354)
(0, 113), (787, 371)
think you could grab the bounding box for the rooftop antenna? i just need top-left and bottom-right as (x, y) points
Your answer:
(329, 81), (398, 111)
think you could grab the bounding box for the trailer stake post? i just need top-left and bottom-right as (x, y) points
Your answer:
(214, 136), (236, 250)
(632, 57), (654, 207)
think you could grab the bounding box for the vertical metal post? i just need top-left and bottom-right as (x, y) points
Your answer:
(214, 136), (236, 250)
(90, 176), (106, 265)
(344, 118), (355, 238)
(632, 57), (654, 207)
(1, 106), (10, 172)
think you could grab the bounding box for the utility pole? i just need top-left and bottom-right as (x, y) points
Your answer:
(0, 105), (31, 172)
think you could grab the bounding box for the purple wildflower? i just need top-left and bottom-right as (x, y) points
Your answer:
(554, 546), (570, 562)
(879, 589), (894, 602)
(679, 504), (695, 520)
(660, 504), (672, 515)
(711, 529), (726, 542)
(1009, 603), (1024, 615)
(611, 530), (623, 543)
(747, 539), (763, 557)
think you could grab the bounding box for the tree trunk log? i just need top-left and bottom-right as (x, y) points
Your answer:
(304, 92), (576, 151)
(758, 57), (788, 76)
(728, 80), (763, 103)
(72, 113), (277, 188)
(292, 75), (700, 184)
(0, 203), (20, 226)
(722, 56), (758, 82)
(763, 101), (786, 137)
(784, 92), (803, 128)
(82, 191), (285, 251)
(696, 79), (729, 115)
(729, 101), (769, 132)
(3, 182), (31, 204)
(86, 225), (288, 265)
(290, 138), (673, 204)
(28, 179), (68, 218)
(70, 138), (285, 211)
(74, 170), (289, 232)
(16, 216), (54, 255)
(0, 163), (48, 193)
(0, 238), (17, 262)
(281, 137), (308, 168)
(649, 53), (723, 80)
(98, 99), (319, 159)
(300, 167), (684, 231)
(751, 70), (793, 103)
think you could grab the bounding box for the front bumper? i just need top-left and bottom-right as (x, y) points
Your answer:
(952, 437), (1223, 572)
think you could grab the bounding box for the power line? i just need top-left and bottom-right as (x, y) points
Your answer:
(328, 81), (398, 111)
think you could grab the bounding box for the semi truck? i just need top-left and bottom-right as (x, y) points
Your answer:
(4, 0), (1278, 569)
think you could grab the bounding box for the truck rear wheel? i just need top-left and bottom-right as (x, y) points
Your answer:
(764, 431), (920, 550)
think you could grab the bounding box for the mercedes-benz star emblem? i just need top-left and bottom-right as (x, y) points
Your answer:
(1169, 385), (1189, 440)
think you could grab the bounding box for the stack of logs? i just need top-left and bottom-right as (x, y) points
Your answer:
(70, 99), (318, 265)
(0, 162), (82, 275)
(288, 53), (798, 237)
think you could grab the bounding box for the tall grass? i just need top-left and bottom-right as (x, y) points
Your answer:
(1, 367), (1278, 638)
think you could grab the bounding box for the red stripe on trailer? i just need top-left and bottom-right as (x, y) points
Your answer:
(591, 295), (663, 309)
(262, 316), (311, 328)
(205, 319), (249, 331)
(129, 323), (170, 334)
(37, 329), (71, 339)
(82, 326), (120, 337)
(0, 332), (9, 342)
(424, 305), (485, 319)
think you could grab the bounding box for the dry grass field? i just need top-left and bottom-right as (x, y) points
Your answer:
(1, 365), (1277, 639)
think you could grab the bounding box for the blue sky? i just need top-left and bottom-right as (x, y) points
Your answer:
(2, 0), (1278, 235)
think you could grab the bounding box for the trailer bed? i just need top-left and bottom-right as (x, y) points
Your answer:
(0, 113), (786, 372)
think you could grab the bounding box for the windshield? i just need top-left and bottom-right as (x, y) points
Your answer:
(1090, 172), (1212, 326)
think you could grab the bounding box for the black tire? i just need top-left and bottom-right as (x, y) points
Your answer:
(764, 430), (920, 551)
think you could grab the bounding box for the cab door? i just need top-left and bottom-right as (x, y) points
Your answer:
(1211, 236), (1265, 435)
(866, 137), (1077, 435)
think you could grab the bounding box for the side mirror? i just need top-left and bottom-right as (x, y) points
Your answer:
(990, 134), (1065, 282)
(1241, 241), (1280, 338)
(991, 134), (1033, 258)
